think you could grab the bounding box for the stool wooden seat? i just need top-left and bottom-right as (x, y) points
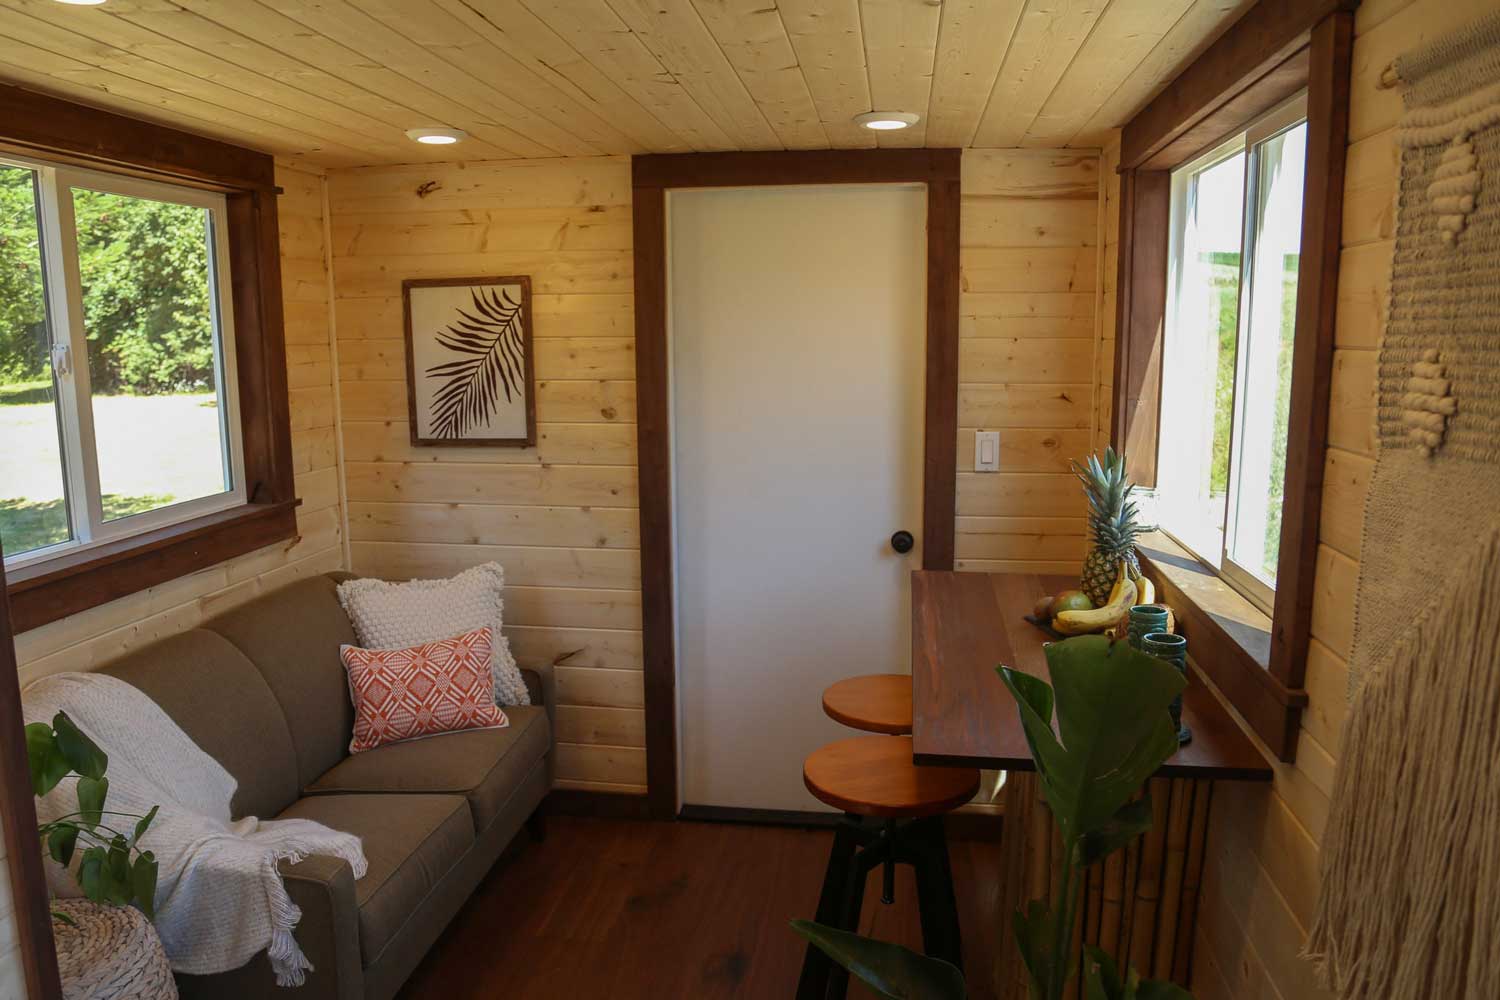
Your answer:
(798, 736), (979, 999)
(821, 674), (913, 735)
(804, 735), (978, 816)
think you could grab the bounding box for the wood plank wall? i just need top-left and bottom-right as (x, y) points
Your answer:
(957, 150), (1101, 575)
(326, 156), (644, 795)
(1183, 2), (1499, 996)
(0, 161), (346, 997)
(327, 149), (1104, 794)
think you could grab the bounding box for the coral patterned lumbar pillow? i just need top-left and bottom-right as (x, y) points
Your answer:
(341, 626), (509, 753)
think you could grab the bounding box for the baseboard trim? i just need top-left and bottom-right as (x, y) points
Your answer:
(678, 804), (841, 828)
(542, 793), (1003, 839)
(679, 803), (1004, 841)
(945, 811), (1004, 841)
(544, 789), (652, 820)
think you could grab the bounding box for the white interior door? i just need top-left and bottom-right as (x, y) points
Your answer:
(670, 183), (928, 812)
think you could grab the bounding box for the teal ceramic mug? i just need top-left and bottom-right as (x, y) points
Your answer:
(1127, 605), (1169, 650)
(1141, 631), (1190, 744)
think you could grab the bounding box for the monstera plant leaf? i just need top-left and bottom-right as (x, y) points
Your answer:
(998, 635), (1184, 851)
(790, 920), (966, 999)
(1084, 946), (1194, 1000)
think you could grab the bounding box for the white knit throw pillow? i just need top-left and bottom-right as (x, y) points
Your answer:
(335, 563), (530, 706)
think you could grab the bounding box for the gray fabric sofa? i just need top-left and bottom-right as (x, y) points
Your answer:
(92, 571), (553, 1000)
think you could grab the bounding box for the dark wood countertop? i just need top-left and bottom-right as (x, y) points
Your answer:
(911, 570), (1274, 781)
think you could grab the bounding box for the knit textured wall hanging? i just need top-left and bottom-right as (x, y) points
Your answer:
(1307, 12), (1500, 999)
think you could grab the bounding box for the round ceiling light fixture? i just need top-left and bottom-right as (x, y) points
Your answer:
(405, 127), (468, 146)
(54, 0), (108, 5)
(854, 111), (920, 131)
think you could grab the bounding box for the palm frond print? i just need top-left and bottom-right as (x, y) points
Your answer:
(424, 286), (525, 438)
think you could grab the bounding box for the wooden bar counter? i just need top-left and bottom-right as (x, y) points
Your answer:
(910, 570), (1273, 996)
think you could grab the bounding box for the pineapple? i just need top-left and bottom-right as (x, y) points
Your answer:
(1073, 448), (1144, 607)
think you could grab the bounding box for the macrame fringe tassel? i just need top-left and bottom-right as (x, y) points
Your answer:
(1305, 525), (1500, 999)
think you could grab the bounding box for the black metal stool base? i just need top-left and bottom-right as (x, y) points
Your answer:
(796, 813), (963, 1000)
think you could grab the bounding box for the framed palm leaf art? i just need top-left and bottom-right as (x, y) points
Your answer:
(402, 276), (537, 446)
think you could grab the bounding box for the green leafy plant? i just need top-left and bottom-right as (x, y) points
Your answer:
(26, 711), (160, 922)
(792, 635), (1193, 1000)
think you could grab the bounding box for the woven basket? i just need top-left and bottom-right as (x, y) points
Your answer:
(52, 899), (177, 1000)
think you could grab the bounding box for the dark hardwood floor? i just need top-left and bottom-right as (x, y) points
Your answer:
(398, 815), (1005, 999)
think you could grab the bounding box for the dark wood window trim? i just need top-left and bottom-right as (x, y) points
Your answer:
(633, 149), (961, 818)
(1113, 0), (1356, 761)
(0, 83), (298, 633)
(0, 560), (63, 999)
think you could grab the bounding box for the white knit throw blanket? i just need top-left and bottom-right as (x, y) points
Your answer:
(23, 673), (368, 986)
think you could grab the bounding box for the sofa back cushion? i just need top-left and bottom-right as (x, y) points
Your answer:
(202, 574), (357, 790)
(99, 630), (300, 819)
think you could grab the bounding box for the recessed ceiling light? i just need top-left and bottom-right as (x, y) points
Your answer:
(53, 0), (108, 5)
(405, 127), (467, 146)
(855, 111), (920, 131)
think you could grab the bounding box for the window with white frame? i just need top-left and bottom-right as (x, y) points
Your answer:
(0, 155), (244, 567)
(1154, 95), (1308, 613)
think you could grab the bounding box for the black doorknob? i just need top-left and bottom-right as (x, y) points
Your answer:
(890, 530), (915, 554)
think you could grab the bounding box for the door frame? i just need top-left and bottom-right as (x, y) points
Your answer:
(632, 149), (962, 818)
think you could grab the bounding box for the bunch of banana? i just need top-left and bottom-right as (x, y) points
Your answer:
(1053, 560), (1152, 636)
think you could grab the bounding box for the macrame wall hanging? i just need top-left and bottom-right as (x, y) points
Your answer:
(1306, 12), (1500, 1000)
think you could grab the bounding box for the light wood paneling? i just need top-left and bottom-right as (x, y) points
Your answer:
(332, 151), (1107, 792)
(331, 156), (645, 792)
(960, 150), (1101, 571)
(0, 1), (1250, 164)
(1188, 4), (1500, 999)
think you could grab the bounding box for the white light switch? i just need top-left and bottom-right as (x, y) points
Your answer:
(975, 430), (1000, 472)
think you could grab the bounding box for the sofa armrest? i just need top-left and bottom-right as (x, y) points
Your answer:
(521, 661), (555, 711)
(277, 854), (364, 1000)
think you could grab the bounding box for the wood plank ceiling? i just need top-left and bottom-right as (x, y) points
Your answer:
(0, 0), (1253, 166)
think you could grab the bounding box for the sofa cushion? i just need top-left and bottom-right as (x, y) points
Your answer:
(99, 629), (300, 820)
(277, 793), (473, 967)
(202, 574), (358, 791)
(303, 706), (550, 833)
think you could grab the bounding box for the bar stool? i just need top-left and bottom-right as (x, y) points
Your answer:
(821, 674), (913, 735)
(797, 735), (979, 1000)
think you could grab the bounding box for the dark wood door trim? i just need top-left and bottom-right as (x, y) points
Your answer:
(0, 560), (63, 1000)
(632, 149), (962, 818)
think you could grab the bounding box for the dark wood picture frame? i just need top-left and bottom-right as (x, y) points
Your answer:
(401, 275), (538, 448)
(632, 148), (962, 818)
(1112, 0), (1357, 760)
(0, 82), (299, 634)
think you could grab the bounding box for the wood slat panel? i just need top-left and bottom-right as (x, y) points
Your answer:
(959, 384), (1094, 429)
(341, 420), (636, 466)
(971, 0), (1110, 149)
(336, 293), (634, 340)
(956, 429), (1093, 474)
(347, 501), (639, 550)
(0, 2), (1248, 165)
(350, 540), (640, 590)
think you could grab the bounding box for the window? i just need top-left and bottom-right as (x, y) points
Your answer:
(1154, 97), (1308, 614)
(0, 155), (244, 568)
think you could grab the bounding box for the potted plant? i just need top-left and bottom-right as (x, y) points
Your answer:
(26, 711), (159, 920)
(793, 634), (1193, 1000)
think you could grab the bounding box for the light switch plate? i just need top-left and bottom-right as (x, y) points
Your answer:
(974, 430), (1000, 472)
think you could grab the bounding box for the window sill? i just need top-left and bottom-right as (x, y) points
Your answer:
(1136, 530), (1308, 761)
(5, 499), (300, 633)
